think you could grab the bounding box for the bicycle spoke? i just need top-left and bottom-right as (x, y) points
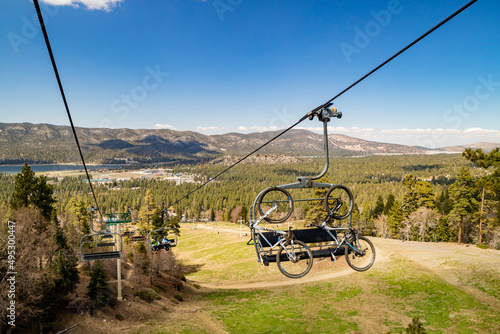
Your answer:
(324, 185), (353, 220)
(258, 187), (293, 223)
(345, 236), (375, 272)
(276, 240), (313, 278)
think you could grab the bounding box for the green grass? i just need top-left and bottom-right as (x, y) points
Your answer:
(169, 224), (500, 334)
(367, 257), (500, 334)
(203, 289), (360, 334)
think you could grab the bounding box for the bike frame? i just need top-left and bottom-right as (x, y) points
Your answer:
(312, 213), (364, 258)
(250, 206), (299, 265)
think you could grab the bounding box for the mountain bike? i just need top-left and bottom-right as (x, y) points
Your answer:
(248, 205), (313, 279)
(255, 184), (354, 223)
(308, 212), (376, 271)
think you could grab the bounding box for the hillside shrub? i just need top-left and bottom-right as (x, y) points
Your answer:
(135, 288), (160, 303)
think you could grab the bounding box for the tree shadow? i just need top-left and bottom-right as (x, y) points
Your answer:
(184, 263), (205, 275)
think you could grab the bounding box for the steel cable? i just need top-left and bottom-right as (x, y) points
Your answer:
(32, 0), (478, 211)
(170, 0), (478, 207)
(33, 0), (103, 219)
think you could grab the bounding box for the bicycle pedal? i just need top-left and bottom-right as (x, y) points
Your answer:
(330, 252), (336, 263)
(263, 259), (269, 266)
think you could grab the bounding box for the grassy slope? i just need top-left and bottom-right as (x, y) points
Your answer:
(154, 222), (500, 334)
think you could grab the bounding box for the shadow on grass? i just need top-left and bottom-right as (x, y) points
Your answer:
(185, 263), (205, 275)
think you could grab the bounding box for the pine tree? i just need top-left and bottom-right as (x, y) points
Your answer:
(239, 205), (248, 221)
(52, 221), (80, 292)
(388, 200), (404, 238)
(436, 216), (452, 242)
(384, 194), (395, 215)
(415, 181), (436, 209)
(10, 163), (56, 221)
(402, 175), (418, 216)
(65, 195), (91, 243)
(151, 207), (163, 230)
(448, 167), (479, 244)
(305, 176), (330, 224)
(351, 202), (361, 225)
(167, 214), (181, 236)
(463, 147), (500, 169)
(373, 195), (385, 218)
(438, 190), (453, 216)
(88, 261), (111, 306)
(139, 189), (156, 230)
(464, 148), (500, 235)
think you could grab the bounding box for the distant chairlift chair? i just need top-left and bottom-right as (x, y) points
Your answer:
(80, 208), (127, 261)
(148, 227), (178, 252)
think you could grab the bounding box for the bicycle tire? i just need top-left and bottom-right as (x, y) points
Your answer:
(276, 240), (313, 279)
(345, 236), (375, 272)
(257, 187), (293, 223)
(324, 185), (354, 220)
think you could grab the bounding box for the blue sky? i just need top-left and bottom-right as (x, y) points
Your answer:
(1, 0), (499, 148)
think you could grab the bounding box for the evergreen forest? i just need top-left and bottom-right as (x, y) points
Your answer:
(0, 149), (499, 331)
(0, 150), (498, 248)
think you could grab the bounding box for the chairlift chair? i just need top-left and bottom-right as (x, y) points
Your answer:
(80, 231), (122, 261)
(147, 227), (178, 252)
(105, 212), (132, 225)
(80, 207), (123, 261)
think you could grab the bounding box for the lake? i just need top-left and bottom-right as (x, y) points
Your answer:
(0, 164), (125, 174)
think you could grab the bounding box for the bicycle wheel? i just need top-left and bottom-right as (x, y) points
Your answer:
(345, 236), (375, 272)
(257, 187), (293, 223)
(324, 185), (354, 220)
(276, 240), (313, 279)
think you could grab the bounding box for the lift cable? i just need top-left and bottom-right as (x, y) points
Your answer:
(169, 116), (307, 207)
(318, 0), (478, 110)
(33, 0), (103, 219)
(32, 0), (477, 211)
(169, 0), (477, 208)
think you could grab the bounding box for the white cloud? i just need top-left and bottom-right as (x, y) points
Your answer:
(295, 126), (500, 148)
(153, 123), (176, 130)
(196, 126), (219, 131)
(238, 126), (248, 131)
(298, 126), (374, 134)
(40, 0), (122, 11)
(251, 125), (279, 132)
(463, 128), (500, 135)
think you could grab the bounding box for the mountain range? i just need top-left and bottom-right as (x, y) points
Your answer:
(0, 122), (497, 165)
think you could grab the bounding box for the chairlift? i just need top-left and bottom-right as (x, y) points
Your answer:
(80, 232), (122, 261)
(147, 227), (178, 252)
(250, 105), (345, 223)
(80, 207), (123, 261)
(105, 212), (132, 225)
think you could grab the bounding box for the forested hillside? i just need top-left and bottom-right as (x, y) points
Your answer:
(2, 122), (493, 165)
(1, 152), (498, 248)
(0, 149), (499, 331)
